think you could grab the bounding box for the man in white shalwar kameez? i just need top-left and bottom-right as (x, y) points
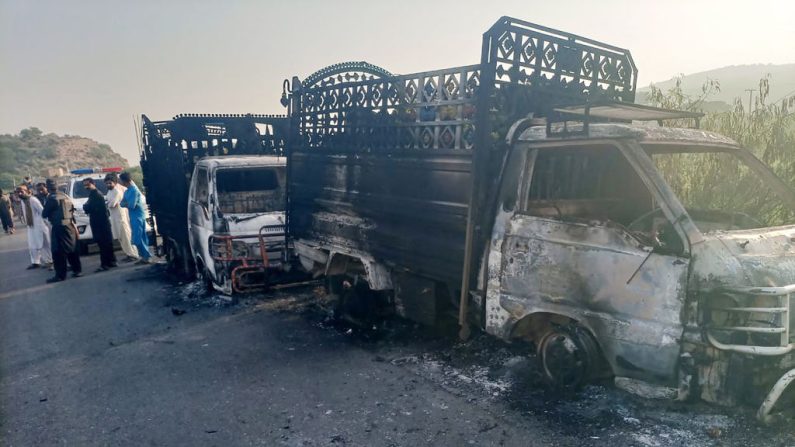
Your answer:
(16, 185), (52, 268)
(104, 174), (139, 261)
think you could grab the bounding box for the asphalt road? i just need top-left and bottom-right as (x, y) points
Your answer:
(0, 230), (791, 446)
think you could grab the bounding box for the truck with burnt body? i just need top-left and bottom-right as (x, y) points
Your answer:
(282, 17), (795, 421)
(140, 114), (290, 293)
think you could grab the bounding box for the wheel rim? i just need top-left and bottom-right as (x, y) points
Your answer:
(539, 330), (589, 388)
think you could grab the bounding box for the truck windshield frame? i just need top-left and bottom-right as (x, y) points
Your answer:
(644, 145), (795, 232)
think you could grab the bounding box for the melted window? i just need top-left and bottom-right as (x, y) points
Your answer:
(524, 146), (653, 226)
(215, 167), (285, 214)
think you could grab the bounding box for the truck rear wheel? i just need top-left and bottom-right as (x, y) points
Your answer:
(327, 275), (391, 328)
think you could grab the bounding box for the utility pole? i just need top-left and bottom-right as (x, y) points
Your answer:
(744, 89), (755, 114)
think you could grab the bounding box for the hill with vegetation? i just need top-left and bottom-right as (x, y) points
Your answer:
(639, 63), (795, 109)
(0, 127), (129, 189)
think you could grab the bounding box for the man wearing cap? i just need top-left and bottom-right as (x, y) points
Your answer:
(16, 184), (52, 269)
(42, 179), (82, 282)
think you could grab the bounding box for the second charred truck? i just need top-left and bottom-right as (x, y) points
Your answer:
(140, 114), (290, 294)
(141, 17), (795, 421)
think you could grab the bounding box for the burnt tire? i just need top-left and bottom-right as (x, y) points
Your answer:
(196, 262), (214, 294)
(327, 275), (391, 328)
(537, 324), (602, 389)
(164, 240), (179, 273)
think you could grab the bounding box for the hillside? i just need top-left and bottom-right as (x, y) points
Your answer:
(638, 63), (795, 107)
(0, 127), (129, 189)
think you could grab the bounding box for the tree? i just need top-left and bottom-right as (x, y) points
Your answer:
(19, 127), (43, 140)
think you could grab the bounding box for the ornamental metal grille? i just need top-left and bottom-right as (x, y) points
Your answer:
(489, 18), (636, 100)
(295, 63), (480, 152)
(289, 17), (636, 153)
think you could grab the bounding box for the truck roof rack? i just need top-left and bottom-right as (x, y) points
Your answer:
(554, 102), (703, 121)
(546, 102), (704, 137)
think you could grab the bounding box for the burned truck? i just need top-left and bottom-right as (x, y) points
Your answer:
(140, 114), (289, 292)
(283, 17), (795, 420)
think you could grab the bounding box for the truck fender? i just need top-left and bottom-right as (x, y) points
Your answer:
(326, 251), (392, 291)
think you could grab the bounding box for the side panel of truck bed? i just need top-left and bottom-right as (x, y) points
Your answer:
(290, 150), (471, 284)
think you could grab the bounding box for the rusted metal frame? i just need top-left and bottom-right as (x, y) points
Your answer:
(213, 228), (286, 293)
(210, 234), (257, 262)
(704, 284), (794, 355)
(758, 367), (795, 423)
(457, 28), (499, 338)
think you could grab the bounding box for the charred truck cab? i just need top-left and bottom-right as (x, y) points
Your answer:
(490, 120), (795, 422)
(284, 17), (795, 421)
(140, 113), (288, 290)
(188, 156), (287, 294)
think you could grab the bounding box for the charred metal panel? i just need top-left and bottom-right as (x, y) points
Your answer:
(491, 215), (688, 384)
(289, 150), (472, 285)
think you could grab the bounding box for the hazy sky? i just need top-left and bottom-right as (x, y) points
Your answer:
(2, 0), (794, 165)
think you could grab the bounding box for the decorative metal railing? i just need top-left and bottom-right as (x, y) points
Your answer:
(293, 63), (480, 152)
(287, 17), (637, 154)
(488, 18), (636, 100)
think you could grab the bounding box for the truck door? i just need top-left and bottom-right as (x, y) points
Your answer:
(188, 166), (212, 272)
(496, 144), (689, 385)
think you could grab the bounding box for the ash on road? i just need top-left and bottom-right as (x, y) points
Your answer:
(0, 231), (791, 446)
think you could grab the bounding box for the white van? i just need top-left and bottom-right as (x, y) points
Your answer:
(188, 156), (287, 294)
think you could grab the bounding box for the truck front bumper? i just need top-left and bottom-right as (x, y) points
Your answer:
(704, 283), (795, 422)
(210, 224), (285, 294)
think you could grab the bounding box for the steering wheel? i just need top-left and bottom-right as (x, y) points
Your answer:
(627, 207), (664, 232)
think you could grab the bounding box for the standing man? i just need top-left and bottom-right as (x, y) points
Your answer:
(35, 183), (53, 268)
(16, 184), (52, 269)
(119, 172), (152, 264)
(104, 173), (138, 262)
(0, 189), (14, 234)
(82, 178), (117, 271)
(42, 179), (82, 282)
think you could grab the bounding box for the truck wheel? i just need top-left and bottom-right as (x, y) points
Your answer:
(164, 241), (179, 273)
(327, 275), (390, 328)
(537, 324), (602, 389)
(195, 261), (214, 294)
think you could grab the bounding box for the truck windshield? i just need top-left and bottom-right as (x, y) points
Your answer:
(215, 167), (285, 214)
(648, 147), (795, 231)
(71, 179), (108, 199)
